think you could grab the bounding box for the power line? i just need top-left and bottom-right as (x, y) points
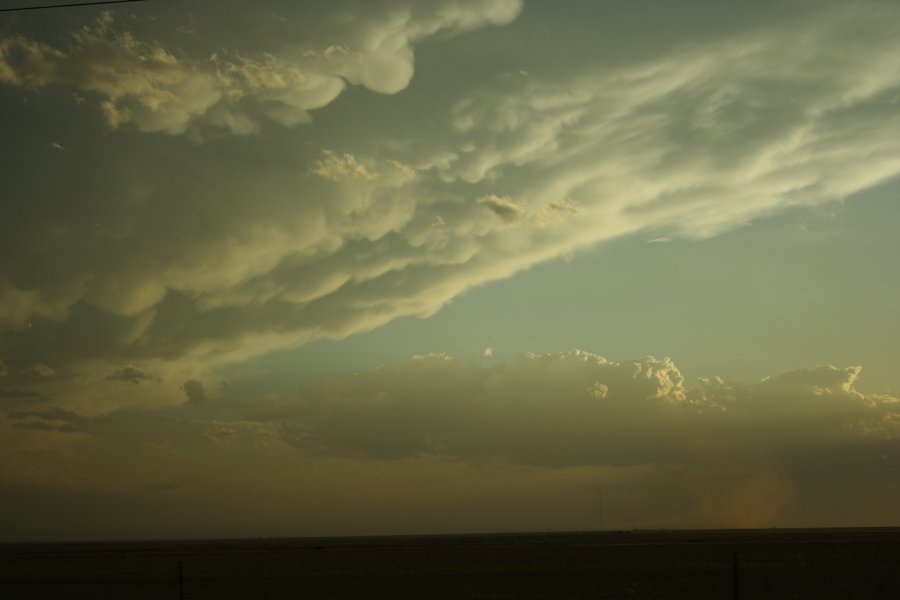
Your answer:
(0, 0), (146, 13)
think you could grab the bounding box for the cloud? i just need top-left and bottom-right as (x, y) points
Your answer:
(181, 379), (208, 406)
(0, 1), (524, 378)
(428, 5), (900, 233)
(0, 22), (226, 135)
(6, 406), (90, 433)
(239, 351), (898, 466)
(310, 150), (376, 182)
(0, 1), (522, 135)
(11, 421), (59, 431)
(7, 406), (89, 423)
(0, 2), (899, 398)
(23, 364), (55, 380)
(105, 366), (155, 384)
(478, 194), (525, 224)
(253, 352), (690, 463)
(0, 389), (43, 400)
(1, 352), (897, 536)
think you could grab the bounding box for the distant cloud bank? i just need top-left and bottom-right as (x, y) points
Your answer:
(1, 351), (897, 537)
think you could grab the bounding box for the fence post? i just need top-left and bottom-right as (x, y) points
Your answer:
(732, 550), (739, 600)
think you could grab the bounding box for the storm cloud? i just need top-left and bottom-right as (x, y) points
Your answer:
(0, 2), (898, 396)
(0, 0), (898, 541)
(0, 1), (522, 135)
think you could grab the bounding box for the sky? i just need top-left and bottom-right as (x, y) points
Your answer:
(0, 0), (898, 541)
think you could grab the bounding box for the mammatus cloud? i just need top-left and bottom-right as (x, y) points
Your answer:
(0, 3), (899, 395)
(0, 1), (522, 135)
(1, 352), (897, 538)
(426, 4), (900, 238)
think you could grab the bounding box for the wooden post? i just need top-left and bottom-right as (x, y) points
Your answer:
(732, 550), (739, 600)
(178, 561), (184, 600)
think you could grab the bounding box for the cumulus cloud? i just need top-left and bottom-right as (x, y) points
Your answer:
(253, 352), (690, 463)
(238, 352), (898, 467)
(0, 1), (522, 135)
(0, 21), (227, 135)
(0, 1), (525, 378)
(1, 352), (897, 535)
(309, 150), (376, 182)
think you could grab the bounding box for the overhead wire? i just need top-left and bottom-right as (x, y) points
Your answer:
(0, 0), (146, 13)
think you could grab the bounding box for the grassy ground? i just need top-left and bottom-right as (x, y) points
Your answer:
(2, 528), (899, 599)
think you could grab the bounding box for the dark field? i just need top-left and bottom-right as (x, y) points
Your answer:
(2, 528), (899, 599)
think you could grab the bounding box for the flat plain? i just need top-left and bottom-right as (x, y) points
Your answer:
(2, 528), (899, 599)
